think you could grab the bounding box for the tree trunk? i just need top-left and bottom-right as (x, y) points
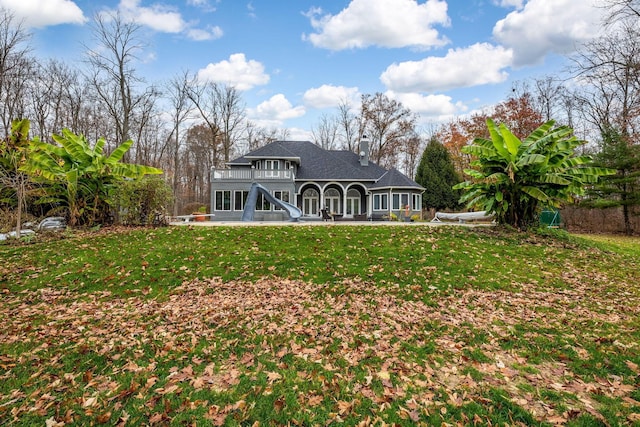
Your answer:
(623, 201), (632, 235)
(15, 178), (23, 238)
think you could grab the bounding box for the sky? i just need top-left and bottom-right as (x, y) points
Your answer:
(1, 0), (607, 140)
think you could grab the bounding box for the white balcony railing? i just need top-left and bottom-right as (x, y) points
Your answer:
(211, 169), (294, 181)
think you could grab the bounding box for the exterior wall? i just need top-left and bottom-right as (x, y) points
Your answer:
(370, 189), (423, 220)
(210, 168), (296, 221)
(210, 168), (423, 221)
(297, 181), (369, 219)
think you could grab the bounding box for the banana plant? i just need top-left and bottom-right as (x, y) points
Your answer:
(454, 118), (614, 229)
(25, 128), (162, 226)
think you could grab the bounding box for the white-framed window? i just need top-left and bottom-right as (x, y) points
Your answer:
(412, 194), (421, 211)
(392, 193), (410, 210)
(273, 190), (290, 210)
(392, 193), (401, 210)
(264, 160), (280, 177)
(373, 194), (388, 211)
(255, 193), (271, 211)
(214, 190), (232, 211)
(324, 188), (341, 214)
(302, 188), (319, 216)
(346, 189), (360, 215)
(234, 191), (249, 211)
(401, 193), (409, 209)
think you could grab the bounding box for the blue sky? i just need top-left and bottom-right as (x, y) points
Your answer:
(2, 0), (605, 139)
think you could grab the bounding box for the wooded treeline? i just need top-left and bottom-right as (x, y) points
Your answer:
(1, 1), (639, 233)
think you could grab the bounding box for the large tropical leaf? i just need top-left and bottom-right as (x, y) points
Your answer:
(521, 186), (550, 203)
(462, 145), (498, 159)
(485, 119), (511, 161)
(107, 139), (133, 164)
(499, 123), (521, 157)
(535, 174), (571, 185)
(516, 154), (546, 168)
(52, 130), (92, 165)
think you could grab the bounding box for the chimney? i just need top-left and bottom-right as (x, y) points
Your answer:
(359, 135), (369, 166)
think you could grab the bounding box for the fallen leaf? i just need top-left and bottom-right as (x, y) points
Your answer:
(45, 417), (64, 427)
(149, 412), (164, 424)
(377, 370), (390, 380)
(266, 371), (282, 383)
(83, 397), (97, 408)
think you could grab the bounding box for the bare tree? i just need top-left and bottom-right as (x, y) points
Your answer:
(186, 80), (223, 168)
(400, 133), (423, 179)
(184, 123), (216, 205)
(166, 71), (194, 215)
(277, 128), (290, 141)
(360, 92), (417, 169)
(0, 9), (32, 138)
(571, 21), (640, 142)
(84, 11), (155, 157)
(242, 120), (260, 152)
(531, 76), (568, 123)
(28, 60), (83, 140)
(217, 84), (245, 163)
(336, 100), (359, 152)
(130, 85), (160, 164)
(604, 0), (640, 24)
(311, 113), (339, 149)
(240, 121), (278, 152)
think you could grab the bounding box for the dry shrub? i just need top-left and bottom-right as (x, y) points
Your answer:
(182, 202), (208, 215)
(561, 205), (640, 235)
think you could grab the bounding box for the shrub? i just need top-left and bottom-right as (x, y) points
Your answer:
(115, 176), (173, 226)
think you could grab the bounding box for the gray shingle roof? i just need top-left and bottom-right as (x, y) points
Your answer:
(230, 141), (423, 189)
(370, 167), (425, 190)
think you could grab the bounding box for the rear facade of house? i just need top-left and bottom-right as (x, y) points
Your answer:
(210, 138), (424, 221)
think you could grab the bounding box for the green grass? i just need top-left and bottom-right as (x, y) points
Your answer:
(1, 224), (639, 426)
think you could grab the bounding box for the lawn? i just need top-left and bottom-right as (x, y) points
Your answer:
(1, 225), (639, 426)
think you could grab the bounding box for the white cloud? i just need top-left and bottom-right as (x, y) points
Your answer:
(187, 26), (223, 41)
(493, 0), (604, 66)
(0, 0), (86, 27)
(304, 0), (449, 51)
(188, 0), (210, 6)
(493, 0), (524, 9)
(386, 91), (466, 121)
(118, 0), (184, 33)
(115, 0), (221, 41)
(187, 0), (218, 13)
(380, 43), (513, 93)
(250, 94), (306, 121)
(303, 85), (360, 109)
(197, 53), (269, 91)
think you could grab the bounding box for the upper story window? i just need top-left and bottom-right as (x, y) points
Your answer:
(264, 160), (280, 170)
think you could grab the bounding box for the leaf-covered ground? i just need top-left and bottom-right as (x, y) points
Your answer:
(1, 225), (639, 426)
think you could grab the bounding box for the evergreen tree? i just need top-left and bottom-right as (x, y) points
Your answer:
(587, 128), (640, 235)
(415, 137), (461, 211)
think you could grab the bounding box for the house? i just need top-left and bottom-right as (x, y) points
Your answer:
(210, 137), (424, 221)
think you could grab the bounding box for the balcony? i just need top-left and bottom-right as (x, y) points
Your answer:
(211, 168), (295, 181)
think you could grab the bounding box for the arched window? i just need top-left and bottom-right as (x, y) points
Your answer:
(324, 188), (341, 214)
(302, 188), (319, 216)
(346, 188), (361, 215)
